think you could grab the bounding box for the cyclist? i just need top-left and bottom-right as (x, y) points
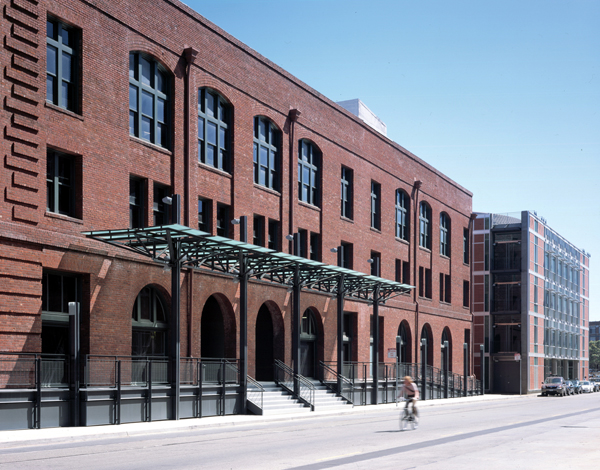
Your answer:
(401, 375), (419, 418)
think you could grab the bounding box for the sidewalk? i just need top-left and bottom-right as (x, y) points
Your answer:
(0, 393), (535, 445)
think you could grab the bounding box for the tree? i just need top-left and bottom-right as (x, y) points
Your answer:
(590, 341), (600, 374)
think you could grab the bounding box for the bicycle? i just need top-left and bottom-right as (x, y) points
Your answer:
(399, 398), (419, 431)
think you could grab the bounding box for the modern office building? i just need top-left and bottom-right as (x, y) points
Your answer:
(590, 321), (600, 343)
(472, 212), (590, 393)
(0, 0), (476, 428)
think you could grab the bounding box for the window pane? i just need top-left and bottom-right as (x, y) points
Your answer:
(61, 26), (71, 47)
(47, 75), (55, 103)
(206, 92), (215, 117)
(61, 81), (71, 109)
(259, 119), (266, 141)
(253, 143), (258, 164)
(47, 45), (57, 75)
(129, 85), (138, 111)
(260, 146), (268, 167)
(142, 90), (153, 117)
(219, 127), (226, 149)
(198, 117), (204, 140)
(129, 111), (136, 135)
(206, 145), (215, 166)
(47, 19), (56, 40)
(142, 116), (151, 141)
(157, 123), (166, 147)
(259, 166), (267, 186)
(157, 97), (165, 122)
(207, 121), (217, 145)
(57, 156), (72, 183)
(303, 166), (309, 184)
(218, 101), (226, 121)
(156, 70), (166, 94)
(141, 57), (151, 87)
(129, 53), (136, 79)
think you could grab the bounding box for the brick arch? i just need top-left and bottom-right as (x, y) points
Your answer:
(301, 306), (325, 378)
(397, 320), (412, 363)
(127, 41), (180, 73)
(441, 327), (453, 372)
(420, 323), (434, 366)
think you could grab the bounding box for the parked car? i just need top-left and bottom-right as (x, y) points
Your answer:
(592, 380), (600, 392)
(580, 381), (594, 393)
(541, 376), (567, 396)
(571, 379), (583, 394)
(564, 380), (575, 395)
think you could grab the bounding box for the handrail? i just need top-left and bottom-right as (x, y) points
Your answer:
(274, 359), (315, 411)
(247, 376), (264, 411)
(319, 361), (354, 405)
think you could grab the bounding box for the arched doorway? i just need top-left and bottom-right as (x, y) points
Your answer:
(441, 327), (453, 372)
(420, 324), (433, 367)
(300, 309), (318, 378)
(397, 321), (412, 364)
(255, 304), (274, 381)
(201, 296), (224, 358)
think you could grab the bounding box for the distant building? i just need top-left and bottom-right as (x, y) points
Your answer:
(472, 212), (590, 393)
(590, 321), (600, 342)
(336, 99), (387, 136)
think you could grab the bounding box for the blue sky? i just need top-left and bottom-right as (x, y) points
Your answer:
(184, 0), (600, 320)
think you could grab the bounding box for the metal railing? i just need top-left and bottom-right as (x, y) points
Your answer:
(0, 353), (69, 389)
(274, 360), (315, 411)
(85, 355), (169, 387)
(319, 361), (354, 405)
(247, 376), (264, 411)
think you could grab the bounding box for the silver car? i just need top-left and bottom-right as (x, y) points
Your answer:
(580, 381), (594, 393)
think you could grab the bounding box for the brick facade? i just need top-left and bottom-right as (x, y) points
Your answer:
(1, 0), (473, 378)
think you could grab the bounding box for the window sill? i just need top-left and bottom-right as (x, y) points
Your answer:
(45, 102), (84, 121)
(198, 162), (232, 179)
(440, 254), (451, 260)
(395, 237), (410, 246)
(419, 246), (431, 254)
(419, 296), (432, 302)
(340, 216), (354, 224)
(370, 227), (382, 234)
(298, 200), (321, 212)
(129, 136), (173, 155)
(254, 183), (280, 197)
(45, 211), (83, 224)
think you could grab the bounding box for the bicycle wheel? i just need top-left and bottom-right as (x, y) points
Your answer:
(411, 414), (419, 430)
(400, 410), (409, 431)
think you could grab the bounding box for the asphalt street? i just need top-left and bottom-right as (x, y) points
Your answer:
(1, 393), (599, 469)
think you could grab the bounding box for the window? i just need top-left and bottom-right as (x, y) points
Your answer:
(129, 177), (145, 228)
(463, 281), (470, 308)
(153, 184), (170, 226)
(310, 233), (321, 261)
(47, 150), (78, 218)
(198, 197), (212, 233)
(216, 203), (230, 237)
(395, 260), (411, 285)
(370, 181), (381, 230)
(268, 219), (280, 251)
(253, 215), (265, 246)
(253, 117), (279, 189)
(47, 18), (78, 112)
(440, 212), (450, 257)
(198, 88), (230, 171)
(370, 251), (381, 276)
(129, 52), (169, 148)
(340, 242), (353, 269)
(132, 286), (168, 357)
(42, 271), (80, 355)
(419, 267), (432, 299)
(463, 228), (469, 264)
(395, 190), (409, 241)
(419, 202), (432, 249)
(297, 229), (308, 258)
(440, 273), (451, 303)
(298, 140), (320, 206)
(341, 166), (353, 219)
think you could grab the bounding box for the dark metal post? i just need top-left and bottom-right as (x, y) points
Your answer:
(444, 340), (449, 399)
(421, 338), (427, 401)
(480, 344), (485, 396)
(396, 336), (402, 401)
(372, 283), (380, 405)
(239, 216), (248, 413)
(292, 234), (301, 396)
(35, 357), (41, 429)
(69, 301), (80, 427)
(169, 194), (181, 420)
(463, 342), (468, 397)
(116, 360), (121, 425)
(336, 271), (345, 396)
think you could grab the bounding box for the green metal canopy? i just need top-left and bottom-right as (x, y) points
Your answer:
(84, 224), (414, 303)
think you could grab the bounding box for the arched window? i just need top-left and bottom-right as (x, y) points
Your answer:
(131, 286), (168, 356)
(298, 140), (320, 207)
(440, 212), (450, 257)
(198, 88), (230, 172)
(419, 202), (432, 249)
(441, 327), (452, 371)
(395, 190), (410, 241)
(253, 116), (280, 190)
(129, 52), (169, 148)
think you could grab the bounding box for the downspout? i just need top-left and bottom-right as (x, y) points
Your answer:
(469, 213), (477, 379)
(412, 180), (422, 363)
(183, 46), (198, 227)
(287, 109), (301, 253)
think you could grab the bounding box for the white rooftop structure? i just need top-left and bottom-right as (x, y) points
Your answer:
(336, 99), (387, 137)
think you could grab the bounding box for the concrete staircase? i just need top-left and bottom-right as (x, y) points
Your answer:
(255, 380), (351, 415)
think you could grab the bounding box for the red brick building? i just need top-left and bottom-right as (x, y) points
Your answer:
(1, 0), (475, 423)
